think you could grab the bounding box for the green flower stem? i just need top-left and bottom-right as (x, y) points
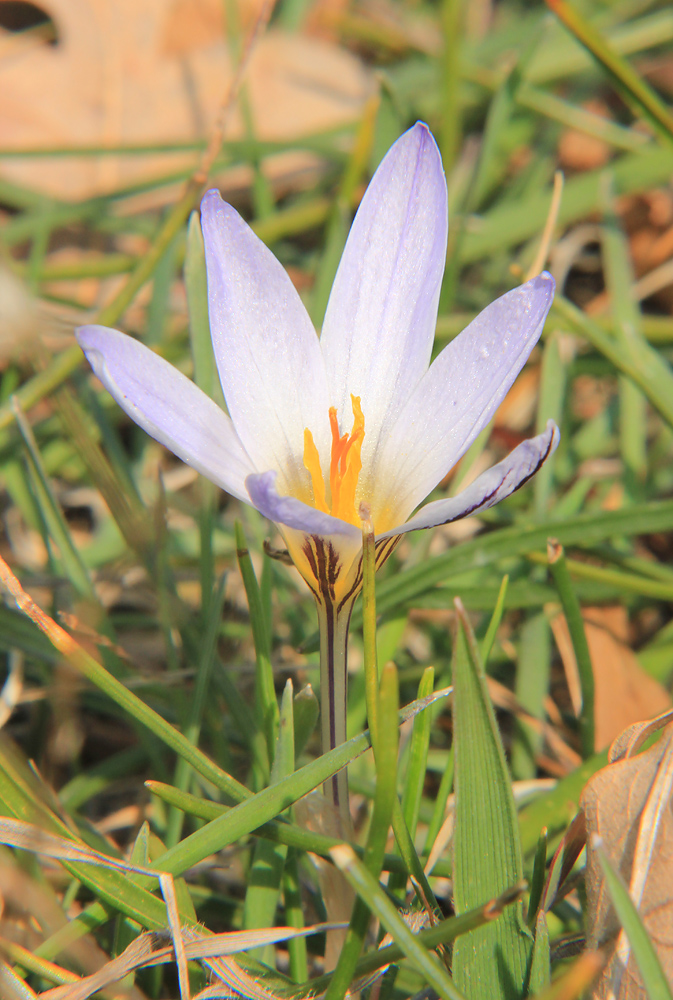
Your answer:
(316, 599), (354, 832)
(361, 510), (380, 752)
(324, 662), (399, 1000)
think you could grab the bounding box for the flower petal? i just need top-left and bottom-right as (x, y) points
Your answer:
(375, 272), (555, 524)
(378, 420), (559, 539)
(201, 190), (330, 492)
(246, 471), (361, 540)
(320, 122), (448, 470)
(77, 325), (255, 504)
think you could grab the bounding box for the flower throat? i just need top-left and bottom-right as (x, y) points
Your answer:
(303, 395), (364, 527)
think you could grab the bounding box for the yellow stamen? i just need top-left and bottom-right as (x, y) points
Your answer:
(303, 396), (365, 526)
(303, 428), (329, 513)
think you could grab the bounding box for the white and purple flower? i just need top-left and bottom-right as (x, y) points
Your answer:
(77, 123), (558, 807)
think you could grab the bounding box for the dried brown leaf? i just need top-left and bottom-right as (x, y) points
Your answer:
(0, 0), (372, 200)
(581, 720), (673, 997)
(551, 607), (671, 752)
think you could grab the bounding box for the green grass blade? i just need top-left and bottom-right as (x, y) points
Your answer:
(0, 560), (251, 803)
(388, 666), (435, 897)
(293, 684), (319, 758)
(284, 849), (309, 983)
(527, 910), (551, 993)
(527, 828), (548, 929)
(547, 541), (594, 758)
(330, 844), (466, 1000)
(13, 402), (95, 601)
(593, 836), (673, 1000)
(147, 780), (452, 879)
(534, 333), (567, 516)
(518, 753), (607, 856)
(546, 0), (673, 145)
(480, 574), (509, 665)
(517, 83), (650, 153)
(400, 666), (434, 841)
(553, 293), (673, 430)
(460, 147), (673, 264)
(511, 611), (551, 780)
(295, 884), (525, 1000)
(451, 600), (532, 999)
(601, 179), (648, 493)
(243, 680), (295, 966)
(424, 746), (454, 860)
(368, 500), (673, 625)
(148, 688), (450, 882)
(165, 575), (228, 847)
(235, 522), (280, 762)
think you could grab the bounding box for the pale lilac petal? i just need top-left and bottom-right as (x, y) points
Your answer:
(246, 471), (361, 539)
(77, 325), (255, 505)
(378, 421), (559, 539)
(320, 123), (448, 472)
(375, 273), (555, 522)
(201, 191), (330, 493)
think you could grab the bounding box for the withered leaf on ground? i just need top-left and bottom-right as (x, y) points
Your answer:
(551, 607), (671, 751)
(0, 0), (372, 200)
(581, 711), (673, 998)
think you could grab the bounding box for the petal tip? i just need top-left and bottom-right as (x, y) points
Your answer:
(75, 324), (98, 350)
(201, 187), (223, 210)
(534, 270), (556, 296)
(546, 417), (561, 449)
(200, 188), (242, 238)
(76, 323), (117, 358)
(392, 121), (443, 175)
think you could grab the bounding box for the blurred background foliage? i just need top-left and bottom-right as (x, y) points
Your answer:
(1, 0), (673, 996)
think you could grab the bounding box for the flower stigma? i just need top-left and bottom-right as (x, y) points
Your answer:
(303, 395), (365, 526)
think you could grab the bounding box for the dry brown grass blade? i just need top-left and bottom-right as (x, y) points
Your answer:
(526, 169), (565, 281)
(0, 961), (39, 1000)
(0, 817), (189, 1000)
(39, 924), (344, 999)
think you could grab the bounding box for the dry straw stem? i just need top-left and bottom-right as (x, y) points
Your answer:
(525, 170), (565, 281)
(38, 923), (341, 1000)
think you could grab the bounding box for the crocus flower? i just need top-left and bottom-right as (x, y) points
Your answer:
(77, 122), (558, 813)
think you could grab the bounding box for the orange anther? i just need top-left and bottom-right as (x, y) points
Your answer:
(303, 396), (365, 526)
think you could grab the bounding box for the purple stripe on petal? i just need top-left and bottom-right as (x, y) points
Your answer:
(246, 471), (361, 539)
(379, 420), (560, 539)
